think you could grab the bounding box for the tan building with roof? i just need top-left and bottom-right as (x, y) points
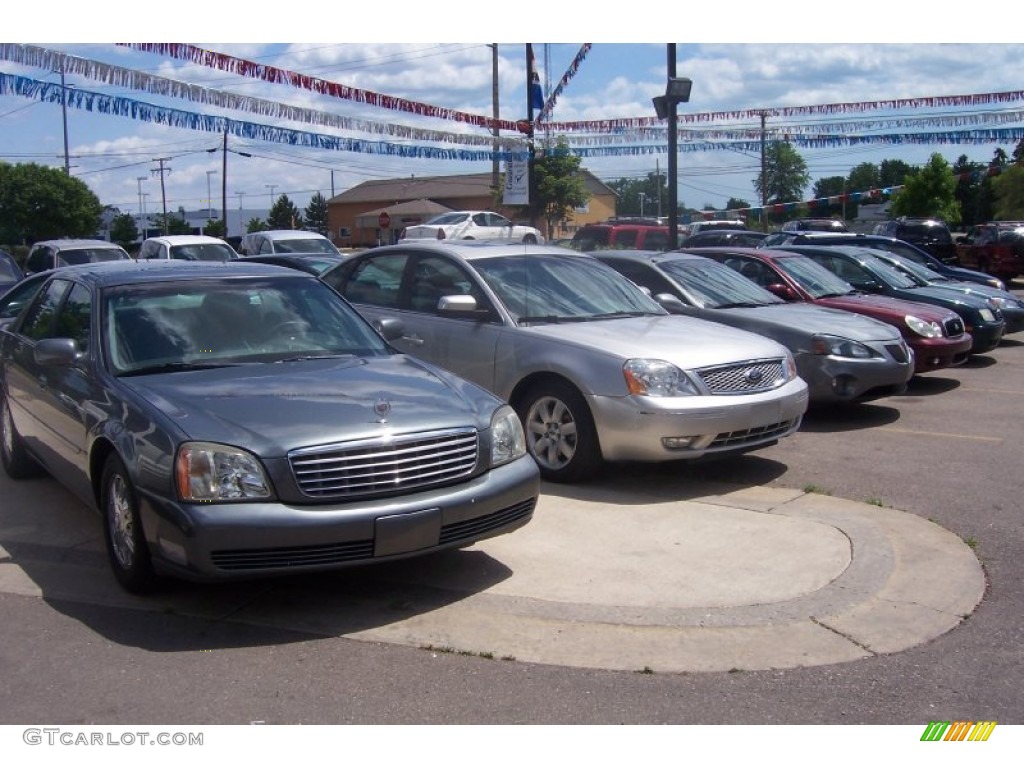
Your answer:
(327, 170), (617, 247)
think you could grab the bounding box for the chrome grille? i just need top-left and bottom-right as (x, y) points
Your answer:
(697, 359), (786, 394)
(944, 317), (965, 337)
(289, 428), (479, 499)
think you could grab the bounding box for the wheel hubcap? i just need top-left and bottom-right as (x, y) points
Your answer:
(108, 475), (135, 569)
(525, 396), (578, 470)
(1, 402), (14, 459)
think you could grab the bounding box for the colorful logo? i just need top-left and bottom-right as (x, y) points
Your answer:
(921, 721), (997, 741)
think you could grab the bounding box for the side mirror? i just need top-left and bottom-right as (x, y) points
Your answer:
(373, 317), (406, 341)
(34, 338), (81, 366)
(766, 283), (799, 301)
(653, 293), (689, 314)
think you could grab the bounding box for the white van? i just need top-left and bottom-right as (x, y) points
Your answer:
(239, 230), (340, 256)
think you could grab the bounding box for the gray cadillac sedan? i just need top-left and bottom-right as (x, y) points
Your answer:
(0, 261), (539, 592)
(320, 242), (809, 483)
(596, 251), (915, 404)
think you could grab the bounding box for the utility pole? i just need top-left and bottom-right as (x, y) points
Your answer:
(266, 184), (277, 209)
(760, 112), (768, 232)
(667, 44), (679, 250)
(59, 63), (70, 175)
(490, 43), (500, 192)
(136, 176), (146, 221)
(206, 170), (218, 218)
(151, 158), (171, 235)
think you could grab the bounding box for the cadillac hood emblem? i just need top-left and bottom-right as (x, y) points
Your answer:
(373, 396), (392, 421)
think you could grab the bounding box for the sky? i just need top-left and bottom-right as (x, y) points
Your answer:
(3, 4), (1024, 225)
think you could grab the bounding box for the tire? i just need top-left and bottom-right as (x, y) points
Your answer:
(101, 454), (157, 593)
(1, 393), (42, 479)
(523, 234), (538, 244)
(516, 380), (602, 483)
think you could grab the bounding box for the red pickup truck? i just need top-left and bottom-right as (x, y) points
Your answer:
(955, 222), (1024, 281)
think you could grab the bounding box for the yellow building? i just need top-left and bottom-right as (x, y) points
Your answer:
(327, 170), (617, 248)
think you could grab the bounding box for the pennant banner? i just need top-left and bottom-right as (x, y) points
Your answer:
(0, 44), (525, 151)
(0, 72), (530, 162)
(535, 44), (592, 125)
(118, 43), (526, 133)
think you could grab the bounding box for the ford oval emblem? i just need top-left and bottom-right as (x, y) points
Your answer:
(744, 368), (764, 385)
(373, 396), (392, 421)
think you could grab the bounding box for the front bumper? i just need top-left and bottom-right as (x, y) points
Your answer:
(909, 334), (973, 373)
(588, 379), (809, 463)
(795, 344), (914, 404)
(137, 455), (540, 581)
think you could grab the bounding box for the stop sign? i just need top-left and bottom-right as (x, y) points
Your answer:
(378, 211), (391, 229)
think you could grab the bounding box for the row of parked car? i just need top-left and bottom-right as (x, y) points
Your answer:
(0, 227), (1019, 594)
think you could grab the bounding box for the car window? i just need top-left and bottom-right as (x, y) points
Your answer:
(408, 255), (478, 314)
(54, 282), (92, 354)
(0, 257), (21, 281)
(59, 247), (127, 266)
(26, 247), (52, 274)
(333, 253), (406, 307)
(169, 243), (236, 261)
(614, 230), (638, 248)
(601, 259), (675, 297)
(641, 231), (669, 250)
(19, 279), (71, 341)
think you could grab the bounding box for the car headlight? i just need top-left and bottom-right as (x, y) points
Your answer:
(176, 442), (273, 502)
(811, 334), (877, 359)
(979, 308), (996, 322)
(623, 359), (700, 397)
(986, 296), (1009, 309)
(490, 404), (527, 467)
(988, 278), (1006, 290)
(904, 315), (943, 338)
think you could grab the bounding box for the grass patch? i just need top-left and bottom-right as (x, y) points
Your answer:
(803, 484), (832, 495)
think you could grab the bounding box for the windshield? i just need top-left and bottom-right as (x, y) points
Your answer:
(0, 256), (22, 281)
(104, 276), (388, 375)
(424, 213), (470, 226)
(473, 253), (665, 323)
(902, 223), (952, 244)
(773, 256), (855, 298)
(859, 253), (919, 289)
(59, 247), (128, 265)
(881, 254), (944, 283)
(660, 258), (783, 308)
(169, 243), (237, 262)
(273, 238), (338, 254)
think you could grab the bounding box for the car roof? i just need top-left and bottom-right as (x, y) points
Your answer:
(248, 230), (330, 240)
(143, 235), (231, 245)
(32, 238), (125, 250)
(29, 258), (302, 288)
(357, 241), (579, 262)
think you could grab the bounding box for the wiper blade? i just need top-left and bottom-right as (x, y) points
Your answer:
(714, 302), (765, 309)
(588, 311), (654, 319)
(118, 361), (250, 376)
(275, 353), (354, 363)
(516, 315), (586, 324)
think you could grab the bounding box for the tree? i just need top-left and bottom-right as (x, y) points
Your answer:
(109, 213), (138, 248)
(0, 161), (103, 243)
(606, 172), (669, 218)
(952, 155), (988, 227)
(203, 219), (226, 238)
(268, 195), (303, 230)
(754, 141), (810, 212)
(888, 153), (960, 223)
(151, 213), (192, 236)
(811, 176), (847, 219)
(848, 162), (881, 194)
(991, 165), (1024, 219)
(246, 218), (267, 233)
(304, 192), (329, 236)
(878, 159), (914, 189)
(522, 138), (590, 239)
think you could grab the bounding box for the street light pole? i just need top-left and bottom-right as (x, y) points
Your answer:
(59, 64), (70, 175)
(206, 170), (218, 219)
(266, 184), (277, 209)
(652, 45), (692, 251)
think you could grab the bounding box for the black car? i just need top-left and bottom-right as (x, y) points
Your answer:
(760, 232), (1005, 290)
(872, 217), (957, 264)
(775, 245), (1005, 353)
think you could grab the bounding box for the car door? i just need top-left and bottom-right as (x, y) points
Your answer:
(2, 278), (94, 495)
(329, 250), (504, 393)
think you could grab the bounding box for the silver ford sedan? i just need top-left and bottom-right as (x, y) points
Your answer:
(319, 243), (810, 483)
(0, 261), (539, 592)
(596, 250), (915, 404)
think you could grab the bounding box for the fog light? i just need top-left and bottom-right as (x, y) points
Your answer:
(663, 434), (714, 450)
(831, 375), (857, 398)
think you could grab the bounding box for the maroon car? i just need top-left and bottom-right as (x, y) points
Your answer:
(684, 247), (973, 374)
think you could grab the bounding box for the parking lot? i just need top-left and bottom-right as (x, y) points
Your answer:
(0, 286), (1022, 724)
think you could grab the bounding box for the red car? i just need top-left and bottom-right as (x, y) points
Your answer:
(685, 247), (973, 374)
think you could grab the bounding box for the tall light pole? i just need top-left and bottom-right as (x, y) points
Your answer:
(639, 192), (646, 219)
(136, 176), (147, 219)
(59, 64), (70, 175)
(652, 45), (692, 250)
(265, 184), (277, 209)
(205, 170), (218, 218)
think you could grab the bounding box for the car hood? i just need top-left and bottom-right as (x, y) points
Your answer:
(520, 315), (789, 368)
(898, 284), (994, 310)
(816, 293), (957, 323)
(119, 355), (496, 456)
(711, 303), (901, 342)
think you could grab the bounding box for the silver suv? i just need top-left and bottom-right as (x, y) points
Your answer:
(240, 230), (340, 256)
(24, 239), (130, 275)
